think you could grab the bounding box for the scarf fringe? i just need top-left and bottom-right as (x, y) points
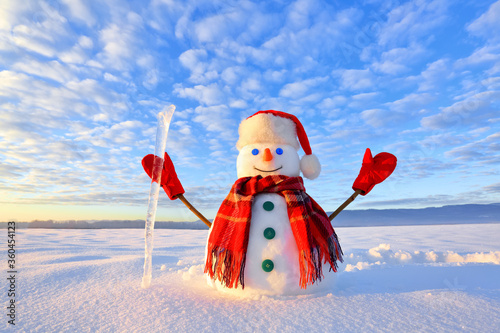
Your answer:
(205, 247), (246, 289)
(299, 233), (344, 289)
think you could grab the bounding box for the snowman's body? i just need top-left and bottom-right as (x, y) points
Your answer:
(244, 193), (301, 293)
(207, 192), (304, 295)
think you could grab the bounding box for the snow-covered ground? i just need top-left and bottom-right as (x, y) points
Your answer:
(13, 224), (500, 332)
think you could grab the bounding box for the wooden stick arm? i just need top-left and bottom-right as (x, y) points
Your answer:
(329, 189), (362, 221)
(175, 194), (212, 228)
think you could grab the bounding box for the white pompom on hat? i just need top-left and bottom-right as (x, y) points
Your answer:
(236, 110), (321, 180)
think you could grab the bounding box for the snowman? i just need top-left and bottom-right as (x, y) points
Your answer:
(204, 110), (343, 295)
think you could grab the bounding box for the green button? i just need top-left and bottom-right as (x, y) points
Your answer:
(263, 201), (274, 211)
(262, 259), (274, 272)
(263, 227), (275, 240)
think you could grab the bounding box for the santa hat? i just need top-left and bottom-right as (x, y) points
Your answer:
(236, 110), (321, 180)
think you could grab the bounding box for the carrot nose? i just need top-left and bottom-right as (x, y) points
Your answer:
(262, 148), (273, 162)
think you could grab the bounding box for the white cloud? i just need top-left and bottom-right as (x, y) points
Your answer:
(417, 133), (468, 149)
(236, 6), (361, 67)
(325, 119), (347, 128)
(371, 43), (426, 75)
(455, 44), (500, 69)
(487, 62), (500, 76)
(235, 75), (263, 101)
(179, 49), (207, 69)
(415, 58), (452, 91)
(173, 120), (192, 136)
(192, 105), (237, 142)
(221, 66), (246, 85)
(4, 1), (75, 58)
(44, 140), (86, 162)
(377, 0), (449, 47)
(60, 0), (96, 27)
(97, 12), (145, 71)
(0, 1), (30, 31)
(229, 99), (248, 109)
(481, 77), (500, 91)
(0, 109), (46, 143)
(263, 69), (287, 83)
(174, 1), (276, 48)
(241, 78), (261, 92)
(137, 54), (159, 89)
(12, 58), (77, 83)
(92, 113), (112, 122)
(387, 93), (435, 113)
(194, 10), (244, 43)
(317, 95), (348, 111)
(279, 76), (328, 98)
(291, 8), (360, 55)
(348, 92), (379, 109)
(11, 24), (58, 58)
(292, 92), (323, 106)
(98, 24), (134, 69)
(142, 68), (159, 90)
(285, 0), (320, 31)
(58, 48), (87, 64)
(72, 120), (145, 148)
(0, 70), (128, 122)
(78, 36), (93, 48)
(338, 69), (374, 91)
(444, 132), (500, 164)
(174, 83), (224, 106)
(0, 163), (23, 178)
(421, 91), (500, 130)
(58, 35), (94, 64)
(66, 79), (128, 117)
(174, 7), (191, 40)
(371, 60), (408, 76)
(179, 49), (210, 83)
(361, 108), (403, 128)
(467, 1), (500, 41)
(103, 73), (127, 84)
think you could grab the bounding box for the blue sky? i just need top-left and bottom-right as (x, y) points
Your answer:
(1, 0), (499, 222)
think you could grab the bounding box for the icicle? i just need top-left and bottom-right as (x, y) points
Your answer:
(141, 105), (176, 289)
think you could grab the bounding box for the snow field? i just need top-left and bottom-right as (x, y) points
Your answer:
(13, 223), (500, 332)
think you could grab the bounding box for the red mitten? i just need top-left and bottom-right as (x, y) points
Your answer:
(352, 148), (397, 196)
(142, 152), (185, 200)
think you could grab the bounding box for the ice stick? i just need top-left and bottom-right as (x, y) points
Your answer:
(141, 105), (176, 288)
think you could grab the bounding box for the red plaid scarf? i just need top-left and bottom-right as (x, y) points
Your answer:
(205, 175), (343, 289)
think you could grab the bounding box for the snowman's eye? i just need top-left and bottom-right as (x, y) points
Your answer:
(276, 148), (283, 155)
(252, 148), (259, 155)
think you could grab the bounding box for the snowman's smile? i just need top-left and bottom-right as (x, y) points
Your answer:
(253, 166), (283, 173)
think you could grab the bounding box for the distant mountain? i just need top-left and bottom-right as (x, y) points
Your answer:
(2, 203), (499, 229)
(329, 203), (500, 227)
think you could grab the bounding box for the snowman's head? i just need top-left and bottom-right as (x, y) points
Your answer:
(236, 143), (300, 178)
(236, 111), (321, 180)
